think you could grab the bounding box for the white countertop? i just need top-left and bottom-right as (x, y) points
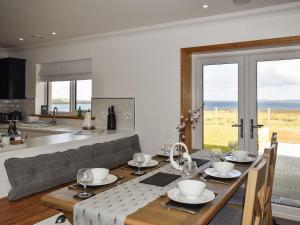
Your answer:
(0, 123), (79, 134)
(0, 127), (136, 198)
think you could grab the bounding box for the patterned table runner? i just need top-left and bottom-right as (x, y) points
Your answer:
(74, 151), (212, 225)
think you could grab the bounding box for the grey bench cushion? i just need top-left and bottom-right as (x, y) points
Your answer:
(5, 135), (141, 201)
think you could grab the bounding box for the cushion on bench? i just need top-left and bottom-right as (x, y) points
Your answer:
(4, 135), (141, 200)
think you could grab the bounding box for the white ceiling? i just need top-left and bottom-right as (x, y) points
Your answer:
(0, 0), (298, 48)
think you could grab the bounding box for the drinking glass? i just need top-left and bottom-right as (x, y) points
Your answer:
(133, 153), (145, 175)
(77, 168), (94, 198)
(228, 140), (239, 151)
(209, 148), (223, 162)
(161, 144), (171, 155)
(183, 161), (198, 179)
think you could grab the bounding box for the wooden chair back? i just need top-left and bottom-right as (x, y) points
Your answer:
(242, 158), (268, 225)
(262, 132), (278, 225)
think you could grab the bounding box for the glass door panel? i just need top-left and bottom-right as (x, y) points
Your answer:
(203, 64), (239, 152)
(253, 53), (300, 208)
(193, 56), (245, 152)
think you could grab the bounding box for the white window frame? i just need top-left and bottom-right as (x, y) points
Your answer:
(47, 80), (91, 113)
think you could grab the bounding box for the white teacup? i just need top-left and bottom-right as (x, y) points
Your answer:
(143, 154), (152, 164)
(232, 150), (248, 161)
(213, 162), (234, 175)
(178, 180), (206, 199)
(91, 168), (109, 182)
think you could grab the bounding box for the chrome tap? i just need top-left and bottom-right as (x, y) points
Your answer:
(52, 107), (58, 124)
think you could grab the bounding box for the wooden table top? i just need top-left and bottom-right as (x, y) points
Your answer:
(41, 156), (253, 225)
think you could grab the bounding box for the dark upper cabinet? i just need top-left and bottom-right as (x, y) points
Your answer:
(0, 58), (26, 99)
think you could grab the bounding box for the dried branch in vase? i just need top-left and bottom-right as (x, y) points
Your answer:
(176, 104), (204, 142)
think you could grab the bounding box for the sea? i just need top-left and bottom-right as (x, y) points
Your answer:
(53, 101), (300, 112)
(204, 100), (300, 110)
(52, 103), (91, 112)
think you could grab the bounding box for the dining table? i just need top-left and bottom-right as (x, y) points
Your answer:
(41, 150), (257, 225)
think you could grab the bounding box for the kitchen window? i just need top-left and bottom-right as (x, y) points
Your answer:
(39, 58), (93, 113)
(47, 80), (92, 113)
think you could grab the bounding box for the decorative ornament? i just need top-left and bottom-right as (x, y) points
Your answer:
(170, 104), (204, 170)
(170, 142), (191, 170)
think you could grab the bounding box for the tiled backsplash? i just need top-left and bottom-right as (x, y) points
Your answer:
(0, 99), (35, 119)
(92, 98), (135, 131)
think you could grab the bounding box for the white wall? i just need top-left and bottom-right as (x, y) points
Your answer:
(9, 5), (300, 154)
(0, 49), (8, 58)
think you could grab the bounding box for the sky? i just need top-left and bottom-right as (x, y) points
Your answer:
(203, 59), (300, 101)
(51, 80), (92, 100)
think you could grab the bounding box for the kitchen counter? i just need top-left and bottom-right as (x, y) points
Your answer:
(0, 127), (136, 198)
(0, 123), (80, 134)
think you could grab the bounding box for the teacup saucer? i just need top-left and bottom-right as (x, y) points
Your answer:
(225, 155), (256, 163)
(204, 168), (241, 179)
(128, 159), (159, 168)
(88, 174), (118, 186)
(167, 188), (215, 204)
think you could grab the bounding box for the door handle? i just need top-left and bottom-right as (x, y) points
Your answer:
(232, 118), (243, 138)
(250, 119), (264, 139)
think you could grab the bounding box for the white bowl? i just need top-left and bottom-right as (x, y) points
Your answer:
(91, 168), (109, 182)
(232, 150), (248, 161)
(213, 162), (234, 175)
(178, 180), (206, 199)
(143, 154), (152, 164)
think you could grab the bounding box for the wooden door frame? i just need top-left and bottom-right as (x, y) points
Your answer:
(181, 35), (300, 149)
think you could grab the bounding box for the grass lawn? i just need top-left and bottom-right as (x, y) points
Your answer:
(203, 109), (300, 151)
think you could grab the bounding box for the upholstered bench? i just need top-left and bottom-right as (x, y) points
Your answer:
(4, 135), (141, 200)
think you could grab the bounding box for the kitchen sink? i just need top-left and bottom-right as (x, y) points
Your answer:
(19, 121), (60, 128)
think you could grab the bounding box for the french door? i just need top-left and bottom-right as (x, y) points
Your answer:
(193, 49), (300, 154)
(193, 56), (249, 152)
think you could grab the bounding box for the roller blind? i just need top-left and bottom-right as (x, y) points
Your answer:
(38, 58), (92, 82)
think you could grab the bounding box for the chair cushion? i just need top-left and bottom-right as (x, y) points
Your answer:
(5, 135), (141, 200)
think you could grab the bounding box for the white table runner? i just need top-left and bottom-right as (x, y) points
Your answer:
(74, 151), (211, 225)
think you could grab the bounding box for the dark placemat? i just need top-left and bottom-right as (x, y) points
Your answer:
(192, 158), (209, 167)
(140, 172), (181, 187)
(167, 199), (204, 212)
(73, 192), (96, 200)
(69, 183), (102, 190)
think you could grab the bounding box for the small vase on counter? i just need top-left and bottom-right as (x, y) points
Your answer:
(107, 106), (116, 130)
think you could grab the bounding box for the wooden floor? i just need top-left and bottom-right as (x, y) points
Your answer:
(0, 184), (68, 225)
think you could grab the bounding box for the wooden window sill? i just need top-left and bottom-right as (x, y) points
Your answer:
(31, 114), (96, 120)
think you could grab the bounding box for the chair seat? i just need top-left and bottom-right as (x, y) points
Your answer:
(227, 186), (246, 207)
(209, 204), (243, 225)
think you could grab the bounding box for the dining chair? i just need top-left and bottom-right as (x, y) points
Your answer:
(242, 157), (268, 225)
(209, 157), (268, 225)
(264, 145), (278, 225)
(227, 132), (278, 208)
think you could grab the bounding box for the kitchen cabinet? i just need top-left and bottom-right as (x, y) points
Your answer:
(0, 58), (26, 99)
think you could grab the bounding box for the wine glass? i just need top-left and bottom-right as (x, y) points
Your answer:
(209, 148), (222, 166)
(183, 161), (198, 179)
(161, 144), (171, 155)
(133, 153), (145, 175)
(77, 168), (94, 198)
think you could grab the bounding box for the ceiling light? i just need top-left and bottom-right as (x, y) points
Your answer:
(51, 32), (57, 35)
(202, 4), (208, 8)
(19, 38), (24, 41)
(233, 0), (251, 5)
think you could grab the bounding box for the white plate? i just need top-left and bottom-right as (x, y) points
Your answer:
(225, 155), (256, 163)
(128, 159), (159, 168)
(204, 168), (241, 179)
(167, 188), (215, 204)
(156, 152), (179, 157)
(87, 174), (118, 186)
